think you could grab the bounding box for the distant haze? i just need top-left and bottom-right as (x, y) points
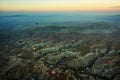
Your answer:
(0, 12), (120, 27)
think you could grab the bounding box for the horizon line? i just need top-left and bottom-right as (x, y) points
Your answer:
(0, 9), (120, 13)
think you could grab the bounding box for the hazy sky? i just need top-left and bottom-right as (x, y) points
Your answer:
(0, 0), (120, 12)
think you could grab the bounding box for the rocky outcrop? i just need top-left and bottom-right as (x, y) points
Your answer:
(1, 33), (120, 80)
(1, 56), (22, 75)
(91, 56), (120, 79)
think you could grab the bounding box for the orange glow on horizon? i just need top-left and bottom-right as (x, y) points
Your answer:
(0, 0), (120, 12)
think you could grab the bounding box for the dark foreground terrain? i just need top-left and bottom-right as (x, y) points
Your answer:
(0, 22), (120, 80)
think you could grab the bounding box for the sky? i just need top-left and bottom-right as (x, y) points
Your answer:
(0, 0), (120, 12)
